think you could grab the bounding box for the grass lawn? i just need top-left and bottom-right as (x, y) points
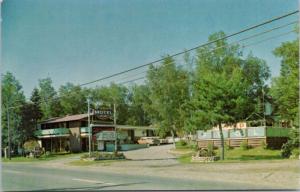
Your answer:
(178, 147), (283, 164)
(2, 152), (86, 162)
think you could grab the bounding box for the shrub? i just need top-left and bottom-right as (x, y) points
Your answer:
(224, 143), (232, 150)
(289, 128), (299, 147)
(240, 140), (249, 150)
(260, 140), (267, 149)
(198, 149), (208, 157)
(189, 143), (198, 151)
(290, 148), (300, 159)
(177, 140), (187, 146)
(23, 140), (40, 152)
(81, 152), (125, 160)
(207, 143), (215, 156)
(281, 141), (293, 158)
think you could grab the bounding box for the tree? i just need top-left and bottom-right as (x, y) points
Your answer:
(126, 84), (151, 126)
(270, 37), (299, 127)
(92, 83), (129, 125)
(30, 88), (43, 127)
(1, 72), (26, 151)
(58, 83), (87, 115)
(189, 31), (269, 160)
(146, 56), (189, 143)
(38, 77), (61, 119)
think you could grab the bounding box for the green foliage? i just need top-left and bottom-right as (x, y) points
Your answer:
(224, 143), (232, 150)
(270, 38), (299, 125)
(280, 141), (293, 158)
(1, 72), (26, 148)
(288, 128), (299, 147)
(207, 142), (215, 156)
(126, 85), (151, 126)
(216, 147), (282, 161)
(260, 140), (267, 150)
(91, 83), (129, 124)
(38, 77), (62, 119)
(81, 152), (125, 160)
(240, 140), (249, 150)
(188, 31), (270, 160)
(58, 83), (87, 115)
(146, 56), (189, 136)
(291, 148), (300, 159)
(23, 140), (40, 152)
(177, 140), (187, 146)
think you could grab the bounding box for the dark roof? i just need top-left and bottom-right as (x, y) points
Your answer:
(40, 114), (89, 124)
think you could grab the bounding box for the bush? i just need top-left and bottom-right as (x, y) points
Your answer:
(40, 151), (52, 158)
(281, 141), (293, 158)
(225, 143), (232, 150)
(189, 143), (198, 151)
(207, 143), (215, 156)
(260, 140), (267, 149)
(240, 140), (249, 150)
(290, 148), (300, 159)
(81, 152), (125, 160)
(23, 140), (40, 152)
(177, 140), (187, 146)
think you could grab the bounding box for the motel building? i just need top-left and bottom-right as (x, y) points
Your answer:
(35, 113), (156, 153)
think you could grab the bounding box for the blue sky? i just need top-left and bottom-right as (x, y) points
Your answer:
(2, 0), (298, 97)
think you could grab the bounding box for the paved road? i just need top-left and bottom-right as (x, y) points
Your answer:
(2, 163), (265, 191)
(2, 145), (298, 190)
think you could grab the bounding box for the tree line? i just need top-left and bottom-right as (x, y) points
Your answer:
(2, 31), (299, 156)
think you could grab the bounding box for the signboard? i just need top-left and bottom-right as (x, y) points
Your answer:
(96, 131), (115, 141)
(96, 131), (128, 141)
(93, 108), (113, 121)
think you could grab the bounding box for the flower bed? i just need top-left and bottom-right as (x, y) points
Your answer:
(191, 156), (219, 163)
(81, 152), (126, 161)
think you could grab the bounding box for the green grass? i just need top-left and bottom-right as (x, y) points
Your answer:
(177, 147), (283, 164)
(218, 147), (282, 161)
(2, 152), (86, 162)
(178, 154), (193, 164)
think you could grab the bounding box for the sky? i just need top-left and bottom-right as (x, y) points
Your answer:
(2, 0), (299, 98)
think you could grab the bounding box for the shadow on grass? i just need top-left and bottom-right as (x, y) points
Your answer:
(228, 155), (282, 161)
(30, 181), (147, 191)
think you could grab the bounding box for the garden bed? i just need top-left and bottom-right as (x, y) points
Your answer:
(81, 152), (126, 161)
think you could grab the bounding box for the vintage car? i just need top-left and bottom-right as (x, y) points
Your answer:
(137, 137), (160, 146)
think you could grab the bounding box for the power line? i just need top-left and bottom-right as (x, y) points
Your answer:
(79, 10), (298, 87)
(116, 29), (296, 86)
(92, 19), (298, 87)
(6, 21), (298, 110)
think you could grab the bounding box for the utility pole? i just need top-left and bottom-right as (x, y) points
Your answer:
(262, 87), (266, 127)
(7, 105), (11, 160)
(113, 103), (117, 154)
(87, 97), (91, 157)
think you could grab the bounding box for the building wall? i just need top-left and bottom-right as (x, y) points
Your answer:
(69, 121), (81, 128)
(69, 127), (81, 152)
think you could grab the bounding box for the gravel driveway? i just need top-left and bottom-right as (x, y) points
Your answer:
(121, 144), (179, 167)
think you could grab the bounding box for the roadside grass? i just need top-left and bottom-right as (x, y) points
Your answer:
(218, 147), (282, 161)
(177, 147), (283, 164)
(2, 152), (86, 162)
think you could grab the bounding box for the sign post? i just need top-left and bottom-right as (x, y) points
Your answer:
(114, 103), (117, 154)
(87, 97), (91, 158)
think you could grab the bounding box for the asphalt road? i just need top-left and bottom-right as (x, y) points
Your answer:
(2, 163), (265, 191)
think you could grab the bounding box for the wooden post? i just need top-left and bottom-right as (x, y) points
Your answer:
(60, 138), (62, 152)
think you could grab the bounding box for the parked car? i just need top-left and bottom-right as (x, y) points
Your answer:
(166, 137), (181, 144)
(138, 137), (160, 146)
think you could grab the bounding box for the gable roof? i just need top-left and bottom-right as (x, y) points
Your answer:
(40, 114), (89, 124)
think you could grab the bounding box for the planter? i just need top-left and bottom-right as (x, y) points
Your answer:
(191, 156), (219, 163)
